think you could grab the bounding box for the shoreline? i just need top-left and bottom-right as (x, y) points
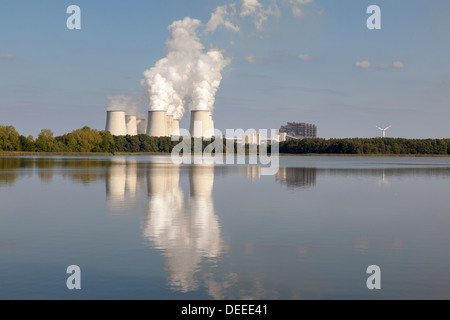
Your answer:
(1, 151), (449, 158)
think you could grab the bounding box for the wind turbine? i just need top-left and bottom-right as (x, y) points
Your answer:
(376, 125), (392, 138)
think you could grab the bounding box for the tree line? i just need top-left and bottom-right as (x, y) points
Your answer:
(1, 125), (450, 155)
(277, 138), (450, 155)
(0, 125), (222, 154)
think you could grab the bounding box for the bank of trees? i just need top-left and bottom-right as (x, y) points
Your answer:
(1, 124), (450, 155)
(0, 125), (115, 153)
(277, 138), (450, 155)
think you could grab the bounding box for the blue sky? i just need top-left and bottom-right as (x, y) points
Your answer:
(1, 0), (449, 138)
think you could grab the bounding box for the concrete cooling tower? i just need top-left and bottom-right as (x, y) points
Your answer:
(190, 110), (214, 139)
(209, 113), (215, 136)
(126, 115), (138, 136)
(147, 111), (168, 137)
(172, 119), (180, 137)
(166, 114), (174, 137)
(136, 119), (147, 134)
(106, 111), (127, 136)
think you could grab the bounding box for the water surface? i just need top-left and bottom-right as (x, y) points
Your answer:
(1, 156), (450, 299)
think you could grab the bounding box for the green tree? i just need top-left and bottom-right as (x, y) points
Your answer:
(0, 125), (20, 151)
(35, 129), (56, 152)
(19, 135), (36, 152)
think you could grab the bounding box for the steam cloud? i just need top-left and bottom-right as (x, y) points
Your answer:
(141, 0), (314, 121)
(141, 17), (230, 120)
(107, 95), (144, 116)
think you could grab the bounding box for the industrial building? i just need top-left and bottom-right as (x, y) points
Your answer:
(279, 122), (317, 139)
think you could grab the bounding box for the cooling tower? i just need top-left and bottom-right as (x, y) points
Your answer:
(106, 111), (127, 136)
(166, 114), (174, 137)
(209, 113), (215, 136)
(172, 119), (180, 136)
(147, 111), (168, 137)
(126, 115), (138, 136)
(136, 119), (147, 134)
(280, 133), (287, 142)
(190, 110), (213, 139)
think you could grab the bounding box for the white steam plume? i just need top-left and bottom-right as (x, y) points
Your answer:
(141, 17), (230, 119)
(190, 49), (230, 112)
(107, 95), (144, 115)
(142, 18), (204, 120)
(141, 1), (312, 121)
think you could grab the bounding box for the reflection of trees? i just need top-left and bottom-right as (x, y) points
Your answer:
(141, 163), (224, 293)
(275, 167), (317, 189)
(318, 167), (450, 178)
(0, 158), (24, 186)
(35, 158), (55, 183)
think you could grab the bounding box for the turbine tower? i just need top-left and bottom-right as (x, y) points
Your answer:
(376, 125), (392, 138)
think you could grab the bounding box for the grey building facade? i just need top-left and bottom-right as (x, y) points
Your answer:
(279, 122), (317, 138)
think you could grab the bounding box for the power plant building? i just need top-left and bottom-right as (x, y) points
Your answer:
(280, 122), (317, 139)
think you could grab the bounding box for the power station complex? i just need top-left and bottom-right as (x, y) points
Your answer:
(106, 110), (317, 143)
(106, 110), (215, 138)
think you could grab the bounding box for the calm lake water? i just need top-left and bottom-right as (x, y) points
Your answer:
(1, 155), (450, 300)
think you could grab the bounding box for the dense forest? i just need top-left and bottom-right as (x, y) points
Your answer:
(277, 137), (450, 155)
(1, 125), (450, 155)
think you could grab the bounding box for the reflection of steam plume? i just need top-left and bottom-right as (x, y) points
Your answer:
(189, 165), (222, 259)
(141, 163), (223, 293)
(275, 168), (317, 189)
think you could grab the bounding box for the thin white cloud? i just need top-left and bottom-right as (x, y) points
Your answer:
(292, 6), (304, 17)
(0, 54), (15, 59)
(392, 61), (405, 68)
(205, 5), (240, 33)
(244, 55), (268, 65)
(241, 0), (262, 17)
(355, 60), (405, 69)
(240, 0), (279, 32)
(244, 55), (257, 64)
(291, 0), (313, 4)
(298, 54), (313, 61)
(289, 0), (313, 18)
(355, 61), (371, 69)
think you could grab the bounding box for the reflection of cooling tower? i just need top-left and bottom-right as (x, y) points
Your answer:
(106, 111), (127, 136)
(125, 160), (138, 197)
(166, 114), (174, 137)
(190, 110), (213, 138)
(126, 115), (138, 136)
(190, 165), (214, 197)
(172, 119), (180, 136)
(147, 164), (180, 195)
(147, 111), (168, 137)
(136, 119), (146, 134)
(106, 160), (127, 206)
